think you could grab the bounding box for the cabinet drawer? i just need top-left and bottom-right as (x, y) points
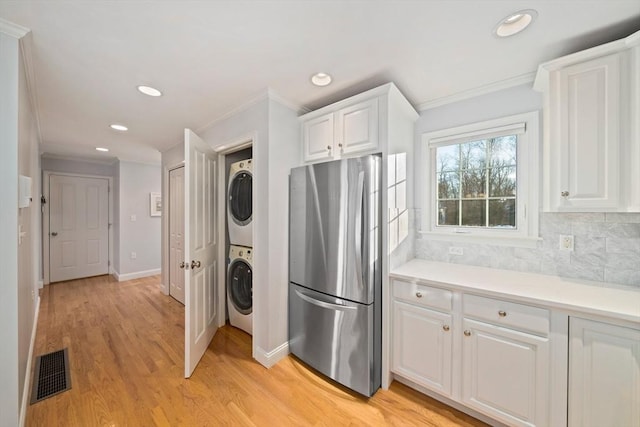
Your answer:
(392, 280), (452, 312)
(463, 294), (549, 335)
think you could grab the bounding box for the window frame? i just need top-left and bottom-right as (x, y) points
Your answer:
(420, 111), (540, 246)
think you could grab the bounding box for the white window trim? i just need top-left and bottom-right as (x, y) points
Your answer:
(420, 111), (540, 248)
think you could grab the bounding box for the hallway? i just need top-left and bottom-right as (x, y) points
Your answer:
(27, 275), (485, 426)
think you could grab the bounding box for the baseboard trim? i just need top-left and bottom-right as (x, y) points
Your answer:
(19, 295), (40, 427)
(113, 268), (161, 282)
(254, 341), (289, 368)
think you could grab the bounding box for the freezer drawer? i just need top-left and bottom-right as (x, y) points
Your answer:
(288, 283), (380, 396)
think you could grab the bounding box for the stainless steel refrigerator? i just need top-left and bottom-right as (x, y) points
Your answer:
(288, 154), (381, 397)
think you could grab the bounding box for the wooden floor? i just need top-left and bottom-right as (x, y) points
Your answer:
(27, 274), (487, 426)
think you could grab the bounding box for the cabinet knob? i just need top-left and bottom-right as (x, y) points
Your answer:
(443, 325), (450, 332)
(327, 145), (332, 151)
(338, 143), (343, 148)
(415, 291), (423, 298)
(561, 191), (570, 197)
(464, 330), (471, 337)
(179, 261), (185, 269)
(498, 310), (507, 317)
(191, 260), (201, 269)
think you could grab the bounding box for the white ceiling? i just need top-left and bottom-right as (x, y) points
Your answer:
(1, 1), (639, 165)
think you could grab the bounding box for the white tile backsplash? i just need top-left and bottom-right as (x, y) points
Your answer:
(415, 212), (640, 288)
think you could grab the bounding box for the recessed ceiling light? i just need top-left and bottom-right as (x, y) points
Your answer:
(137, 85), (162, 97)
(96, 147), (109, 152)
(110, 124), (128, 131)
(494, 9), (537, 37)
(311, 72), (332, 87)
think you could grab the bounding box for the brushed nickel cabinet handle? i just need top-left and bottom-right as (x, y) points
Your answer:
(191, 260), (201, 269)
(179, 261), (185, 269)
(443, 325), (450, 332)
(415, 291), (423, 298)
(464, 330), (471, 337)
(327, 145), (332, 150)
(498, 310), (507, 317)
(561, 191), (569, 197)
(51, 232), (58, 237)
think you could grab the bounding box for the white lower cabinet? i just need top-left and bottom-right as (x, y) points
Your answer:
(392, 301), (453, 395)
(461, 318), (549, 427)
(391, 285), (552, 426)
(569, 317), (640, 427)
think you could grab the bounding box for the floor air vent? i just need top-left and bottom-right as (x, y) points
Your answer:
(30, 348), (71, 404)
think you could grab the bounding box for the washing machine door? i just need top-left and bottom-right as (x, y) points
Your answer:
(228, 171), (252, 226)
(228, 259), (252, 315)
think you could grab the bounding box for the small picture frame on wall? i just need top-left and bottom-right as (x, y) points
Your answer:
(150, 192), (161, 217)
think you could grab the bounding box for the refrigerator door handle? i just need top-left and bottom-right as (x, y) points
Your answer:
(354, 170), (365, 292)
(295, 289), (357, 312)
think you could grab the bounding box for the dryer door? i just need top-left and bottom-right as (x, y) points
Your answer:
(228, 259), (252, 314)
(228, 171), (252, 225)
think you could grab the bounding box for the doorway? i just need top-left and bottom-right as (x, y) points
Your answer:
(168, 166), (185, 304)
(44, 173), (111, 283)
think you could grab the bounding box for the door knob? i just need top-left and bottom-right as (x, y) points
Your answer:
(191, 260), (201, 269)
(51, 232), (58, 237)
(179, 261), (185, 269)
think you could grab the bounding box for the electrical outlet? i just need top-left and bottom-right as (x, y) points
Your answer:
(131, 251), (137, 259)
(559, 235), (574, 251)
(449, 246), (464, 256)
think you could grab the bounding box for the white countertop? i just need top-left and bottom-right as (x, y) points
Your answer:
(391, 259), (640, 325)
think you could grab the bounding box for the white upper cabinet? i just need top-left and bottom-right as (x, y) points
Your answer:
(302, 99), (378, 162)
(535, 30), (640, 212)
(300, 83), (416, 164)
(302, 113), (335, 161)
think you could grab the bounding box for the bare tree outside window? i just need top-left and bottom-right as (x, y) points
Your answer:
(436, 135), (517, 229)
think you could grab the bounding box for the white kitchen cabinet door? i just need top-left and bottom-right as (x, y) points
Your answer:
(554, 53), (621, 211)
(392, 301), (453, 396)
(302, 113), (334, 162)
(569, 317), (640, 427)
(461, 318), (549, 427)
(335, 98), (379, 156)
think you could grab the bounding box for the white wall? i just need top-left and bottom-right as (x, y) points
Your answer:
(0, 26), (41, 427)
(17, 37), (40, 421)
(116, 161), (161, 278)
(0, 29), (21, 427)
(41, 155), (116, 177)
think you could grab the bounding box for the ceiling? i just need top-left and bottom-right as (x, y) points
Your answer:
(1, 1), (639, 165)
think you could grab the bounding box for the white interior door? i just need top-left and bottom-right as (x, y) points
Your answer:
(169, 167), (185, 304)
(184, 129), (219, 378)
(49, 175), (109, 282)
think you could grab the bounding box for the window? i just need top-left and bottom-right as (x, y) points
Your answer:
(421, 112), (539, 244)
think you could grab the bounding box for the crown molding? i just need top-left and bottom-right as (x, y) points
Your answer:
(0, 18), (30, 39)
(417, 72), (536, 111)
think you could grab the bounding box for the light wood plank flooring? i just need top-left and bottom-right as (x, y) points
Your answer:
(27, 274), (487, 426)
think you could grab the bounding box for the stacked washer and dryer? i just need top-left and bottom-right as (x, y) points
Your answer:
(227, 159), (253, 335)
